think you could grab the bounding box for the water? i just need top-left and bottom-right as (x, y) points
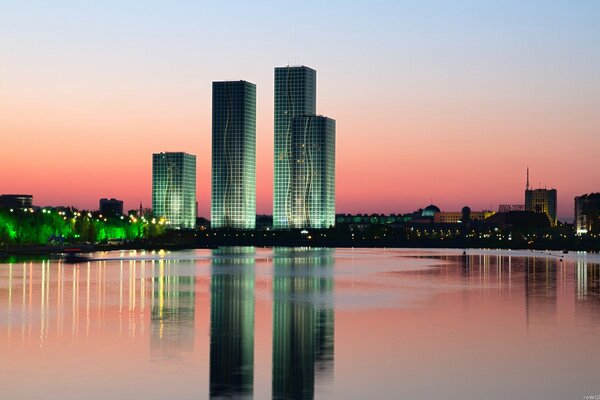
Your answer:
(1, 247), (599, 399)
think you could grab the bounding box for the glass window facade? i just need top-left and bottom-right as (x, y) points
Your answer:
(211, 80), (256, 229)
(289, 116), (336, 229)
(274, 66), (317, 229)
(152, 152), (197, 229)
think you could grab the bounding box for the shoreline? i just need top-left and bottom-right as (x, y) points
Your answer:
(1, 239), (598, 260)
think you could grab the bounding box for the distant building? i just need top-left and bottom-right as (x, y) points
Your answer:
(498, 204), (525, 213)
(211, 80), (256, 229)
(433, 208), (495, 224)
(421, 204), (440, 218)
(273, 65), (317, 229)
(524, 168), (557, 226)
(486, 211), (551, 230)
(99, 198), (123, 216)
(575, 193), (600, 235)
(288, 116), (336, 229)
(525, 189), (557, 226)
(152, 152), (197, 229)
(0, 194), (33, 209)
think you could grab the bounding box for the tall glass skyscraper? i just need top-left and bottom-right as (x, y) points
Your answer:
(289, 116), (336, 229)
(274, 66), (317, 229)
(211, 81), (256, 229)
(152, 152), (197, 229)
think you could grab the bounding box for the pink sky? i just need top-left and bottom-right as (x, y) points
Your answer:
(1, 2), (598, 221)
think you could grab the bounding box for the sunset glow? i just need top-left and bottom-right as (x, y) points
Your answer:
(1, 1), (598, 220)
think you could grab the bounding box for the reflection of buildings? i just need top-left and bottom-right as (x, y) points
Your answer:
(575, 259), (600, 325)
(150, 260), (196, 358)
(211, 81), (257, 229)
(524, 257), (557, 327)
(210, 247), (255, 399)
(272, 248), (334, 400)
(152, 152), (197, 229)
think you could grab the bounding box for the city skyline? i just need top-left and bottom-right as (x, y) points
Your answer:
(1, 1), (598, 221)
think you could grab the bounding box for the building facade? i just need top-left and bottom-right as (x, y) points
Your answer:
(525, 188), (557, 226)
(273, 66), (317, 229)
(211, 80), (256, 229)
(0, 194), (33, 209)
(288, 116), (336, 229)
(575, 193), (600, 235)
(99, 198), (123, 216)
(433, 210), (495, 224)
(152, 152), (196, 229)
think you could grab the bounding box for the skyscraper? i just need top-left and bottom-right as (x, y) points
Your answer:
(152, 152), (196, 229)
(289, 116), (336, 229)
(524, 168), (557, 226)
(211, 81), (256, 229)
(273, 66), (317, 229)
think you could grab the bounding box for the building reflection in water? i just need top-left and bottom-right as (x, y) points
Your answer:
(576, 257), (600, 326)
(210, 247), (255, 399)
(524, 256), (558, 328)
(150, 259), (196, 359)
(272, 247), (334, 400)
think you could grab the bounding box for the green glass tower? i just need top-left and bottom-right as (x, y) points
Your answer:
(274, 66), (317, 229)
(152, 152), (197, 229)
(289, 116), (336, 229)
(211, 81), (256, 229)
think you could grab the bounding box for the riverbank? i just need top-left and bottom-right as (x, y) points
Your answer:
(1, 236), (598, 259)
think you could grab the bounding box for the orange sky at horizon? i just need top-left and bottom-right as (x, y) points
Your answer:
(1, 1), (598, 221)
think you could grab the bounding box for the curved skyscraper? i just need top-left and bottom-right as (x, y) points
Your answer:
(274, 66), (335, 229)
(289, 116), (336, 229)
(152, 152), (197, 229)
(274, 66), (317, 229)
(211, 81), (256, 229)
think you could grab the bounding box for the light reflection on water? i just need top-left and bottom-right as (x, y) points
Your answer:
(0, 248), (599, 399)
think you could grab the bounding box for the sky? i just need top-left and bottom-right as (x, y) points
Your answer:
(0, 1), (598, 221)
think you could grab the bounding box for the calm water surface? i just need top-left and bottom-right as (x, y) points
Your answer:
(1, 248), (599, 399)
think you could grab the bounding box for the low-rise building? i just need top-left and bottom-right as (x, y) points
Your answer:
(0, 194), (33, 209)
(99, 198), (124, 216)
